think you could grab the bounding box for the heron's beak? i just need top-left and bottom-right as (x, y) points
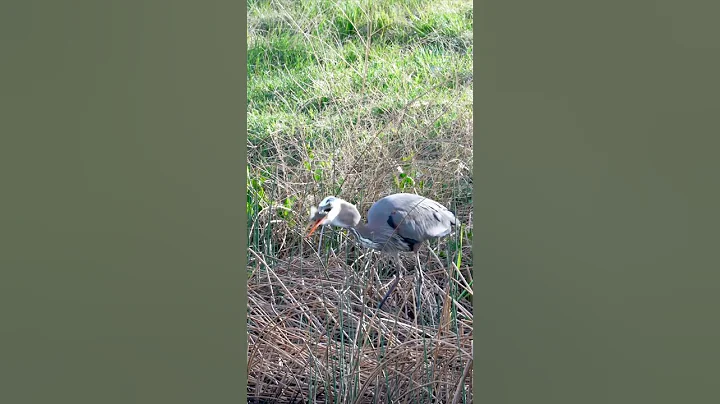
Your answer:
(306, 205), (328, 238)
(306, 218), (324, 238)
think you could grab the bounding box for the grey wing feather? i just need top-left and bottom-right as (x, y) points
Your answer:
(368, 193), (456, 242)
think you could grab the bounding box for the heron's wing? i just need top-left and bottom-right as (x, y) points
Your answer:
(368, 193), (456, 242)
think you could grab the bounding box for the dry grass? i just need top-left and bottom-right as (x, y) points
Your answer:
(248, 254), (472, 403)
(247, 0), (473, 402)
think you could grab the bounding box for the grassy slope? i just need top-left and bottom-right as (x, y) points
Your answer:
(247, 0), (473, 402)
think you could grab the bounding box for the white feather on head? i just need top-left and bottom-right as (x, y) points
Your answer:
(319, 196), (336, 207)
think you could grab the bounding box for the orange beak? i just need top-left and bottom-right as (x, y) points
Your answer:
(306, 218), (324, 238)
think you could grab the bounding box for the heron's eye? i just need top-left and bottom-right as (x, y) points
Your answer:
(323, 206), (332, 213)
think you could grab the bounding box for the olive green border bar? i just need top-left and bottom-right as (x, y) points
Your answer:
(475, 0), (720, 402)
(240, 0), (250, 400)
(1, 1), (247, 402)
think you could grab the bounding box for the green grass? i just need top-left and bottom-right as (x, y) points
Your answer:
(247, 0), (473, 402)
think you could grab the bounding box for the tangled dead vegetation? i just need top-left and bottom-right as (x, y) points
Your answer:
(248, 251), (472, 403)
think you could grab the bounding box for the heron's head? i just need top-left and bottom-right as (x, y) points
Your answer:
(306, 196), (360, 237)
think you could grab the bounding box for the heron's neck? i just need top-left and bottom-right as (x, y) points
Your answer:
(349, 223), (381, 250)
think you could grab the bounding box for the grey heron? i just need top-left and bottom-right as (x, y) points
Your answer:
(306, 193), (456, 310)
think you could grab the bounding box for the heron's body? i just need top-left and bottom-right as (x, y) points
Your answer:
(351, 193), (456, 253)
(308, 193), (456, 309)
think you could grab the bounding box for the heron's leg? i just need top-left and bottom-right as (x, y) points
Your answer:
(427, 247), (453, 298)
(415, 251), (424, 287)
(377, 255), (404, 310)
(413, 250), (423, 304)
(379, 255), (399, 290)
